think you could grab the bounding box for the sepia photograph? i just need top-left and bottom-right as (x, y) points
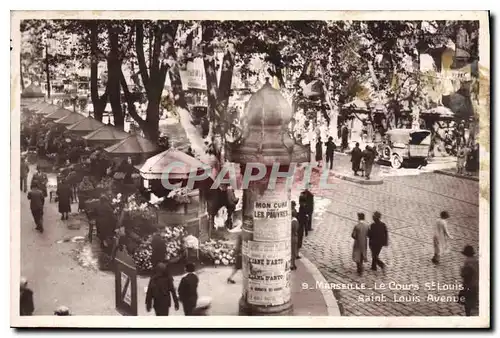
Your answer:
(10, 10), (490, 328)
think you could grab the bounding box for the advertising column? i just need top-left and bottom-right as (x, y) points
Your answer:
(239, 175), (293, 315)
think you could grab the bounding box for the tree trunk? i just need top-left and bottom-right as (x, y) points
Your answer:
(90, 21), (107, 122)
(108, 23), (124, 129)
(20, 62), (25, 91)
(45, 44), (51, 99)
(144, 95), (161, 141)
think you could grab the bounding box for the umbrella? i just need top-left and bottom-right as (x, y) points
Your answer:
(139, 148), (208, 180)
(66, 117), (105, 136)
(54, 112), (86, 125)
(104, 134), (160, 155)
(45, 107), (73, 120)
(82, 125), (130, 146)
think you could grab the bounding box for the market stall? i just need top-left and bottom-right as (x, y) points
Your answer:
(66, 117), (105, 137)
(35, 104), (60, 116)
(104, 133), (161, 164)
(45, 107), (73, 120)
(82, 125), (130, 147)
(54, 111), (86, 126)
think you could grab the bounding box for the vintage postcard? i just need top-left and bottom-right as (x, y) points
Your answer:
(10, 10), (490, 328)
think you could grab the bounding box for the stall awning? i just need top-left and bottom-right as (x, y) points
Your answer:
(82, 125), (130, 142)
(45, 107), (73, 120)
(66, 117), (105, 133)
(104, 134), (160, 155)
(21, 84), (45, 98)
(423, 106), (455, 118)
(36, 104), (60, 115)
(54, 112), (86, 125)
(139, 148), (208, 180)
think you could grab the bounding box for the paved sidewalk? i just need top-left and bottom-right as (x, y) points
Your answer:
(20, 167), (338, 317)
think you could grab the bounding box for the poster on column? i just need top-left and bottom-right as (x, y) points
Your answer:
(253, 190), (290, 242)
(242, 241), (291, 306)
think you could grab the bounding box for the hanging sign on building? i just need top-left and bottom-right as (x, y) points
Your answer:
(186, 58), (207, 90)
(252, 189), (291, 242)
(242, 240), (291, 306)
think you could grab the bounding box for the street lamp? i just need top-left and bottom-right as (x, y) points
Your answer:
(227, 78), (309, 315)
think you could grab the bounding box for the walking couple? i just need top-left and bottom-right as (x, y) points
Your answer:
(351, 211), (388, 276)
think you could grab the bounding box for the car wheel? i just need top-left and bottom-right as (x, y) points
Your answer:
(390, 154), (403, 169)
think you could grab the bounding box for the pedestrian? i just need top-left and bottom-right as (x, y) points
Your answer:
(27, 184), (45, 233)
(350, 142), (363, 176)
(178, 262), (199, 316)
(31, 166), (48, 198)
(20, 277), (34, 316)
(20, 156), (30, 193)
(325, 136), (336, 170)
(146, 262), (180, 316)
(315, 139), (323, 167)
(297, 201), (309, 259)
(95, 195), (118, 252)
(291, 200), (298, 219)
(341, 123), (349, 152)
(227, 231), (242, 284)
(432, 211), (452, 264)
(56, 179), (72, 220)
(465, 143), (479, 175)
(151, 233), (167, 269)
(291, 215), (299, 271)
(352, 213), (369, 276)
(456, 145), (469, 175)
(54, 306), (71, 316)
(368, 211), (388, 272)
(299, 184), (314, 231)
(362, 146), (376, 180)
(459, 245), (479, 316)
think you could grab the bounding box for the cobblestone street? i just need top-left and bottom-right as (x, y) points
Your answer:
(301, 156), (480, 316)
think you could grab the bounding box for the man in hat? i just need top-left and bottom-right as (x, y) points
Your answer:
(299, 183), (314, 232)
(367, 211), (388, 272)
(20, 277), (34, 316)
(460, 245), (479, 316)
(27, 184), (45, 232)
(324, 136), (337, 170)
(146, 262), (179, 316)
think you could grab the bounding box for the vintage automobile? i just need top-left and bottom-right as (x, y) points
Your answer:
(375, 129), (431, 169)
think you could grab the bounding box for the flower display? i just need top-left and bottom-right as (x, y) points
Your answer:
(96, 177), (114, 191)
(167, 187), (191, 204)
(132, 225), (187, 272)
(199, 240), (236, 266)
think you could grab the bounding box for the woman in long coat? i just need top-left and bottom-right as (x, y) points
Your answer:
(432, 211), (452, 264)
(57, 180), (72, 220)
(351, 213), (369, 275)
